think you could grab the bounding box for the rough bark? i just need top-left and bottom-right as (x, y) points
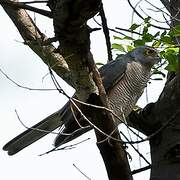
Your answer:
(129, 74), (180, 180)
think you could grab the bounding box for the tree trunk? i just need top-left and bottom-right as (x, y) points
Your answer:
(52, 1), (133, 179)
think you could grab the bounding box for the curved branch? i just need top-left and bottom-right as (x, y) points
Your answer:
(1, 0), (72, 85)
(127, 0), (170, 30)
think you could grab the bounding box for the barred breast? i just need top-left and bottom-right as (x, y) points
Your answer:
(108, 61), (150, 123)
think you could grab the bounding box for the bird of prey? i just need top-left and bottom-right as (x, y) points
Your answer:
(3, 46), (160, 155)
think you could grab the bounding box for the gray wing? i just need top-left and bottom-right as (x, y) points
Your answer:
(100, 58), (128, 92)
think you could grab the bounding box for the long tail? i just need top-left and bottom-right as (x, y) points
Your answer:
(3, 101), (92, 155)
(3, 102), (70, 155)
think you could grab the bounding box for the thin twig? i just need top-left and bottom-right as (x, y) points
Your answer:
(139, 6), (170, 24)
(21, 0), (48, 4)
(115, 27), (142, 36)
(70, 102), (84, 128)
(120, 131), (151, 165)
(73, 98), (144, 140)
(127, 0), (170, 30)
(159, 0), (171, 12)
(145, 0), (180, 22)
(39, 138), (91, 156)
(15, 108), (90, 137)
(131, 165), (151, 175)
(16, 109), (88, 141)
(0, 68), (57, 91)
(73, 164), (91, 180)
(99, 3), (113, 62)
(15, 109), (59, 135)
(93, 17), (127, 36)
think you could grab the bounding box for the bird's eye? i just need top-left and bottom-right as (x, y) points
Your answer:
(145, 48), (155, 56)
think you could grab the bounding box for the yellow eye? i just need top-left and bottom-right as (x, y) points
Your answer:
(145, 48), (155, 56)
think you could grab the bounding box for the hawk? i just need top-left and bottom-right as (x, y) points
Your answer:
(3, 46), (160, 155)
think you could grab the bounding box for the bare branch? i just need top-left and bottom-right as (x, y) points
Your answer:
(39, 138), (90, 156)
(0, 68), (57, 91)
(72, 98), (144, 140)
(131, 165), (151, 175)
(21, 0), (48, 4)
(73, 164), (91, 180)
(144, 0), (180, 23)
(15, 109), (60, 135)
(99, 3), (113, 62)
(0, 0), (52, 17)
(120, 131), (151, 165)
(115, 27), (142, 36)
(127, 0), (170, 30)
(93, 17), (127, 36)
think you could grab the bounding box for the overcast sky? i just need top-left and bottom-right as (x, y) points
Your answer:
(0, 0), (166, 180)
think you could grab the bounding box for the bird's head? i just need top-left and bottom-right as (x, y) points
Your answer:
(129, 46), (161, 68)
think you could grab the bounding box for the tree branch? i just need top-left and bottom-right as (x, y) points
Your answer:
(1, 0), (72, 86)
(127, 0), (170, 30)
(99, 3), (113, 62)
(160, 0), (171, 12)
(0, 0), (52, 17)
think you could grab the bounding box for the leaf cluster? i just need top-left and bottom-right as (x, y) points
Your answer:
(112, 17), (180, 73)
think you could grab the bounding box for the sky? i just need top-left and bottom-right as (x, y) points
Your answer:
(0, 0), (166, 180)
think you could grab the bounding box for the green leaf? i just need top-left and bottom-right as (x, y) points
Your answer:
(169, 24), (180, 37)
(165, 64), (178, 72)
(152, 40), (161, 47)
(164, 49), (179, 72)
(143, 26), (148, 35)
(113, 36), (123, 40)
(123, 36), (134, 40)
(113, 35), (134, 41)
(144, 16), (151, 23)
(160, 30), (167, 38)
(127, 45), (134, 52)
(142, 33), (154, 42)
(129, 23), (141, 31)
(112, 43), (126, 52)
(133, 39), (145, 47)
(160, 36), (173, 44)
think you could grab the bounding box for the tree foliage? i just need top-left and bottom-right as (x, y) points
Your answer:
(112, 17), (179, 72)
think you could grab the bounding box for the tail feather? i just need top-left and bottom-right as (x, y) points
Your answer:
(54, 117), (92, 147)
(3, 101), (93, 155)
(3, 102), (71, 155)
